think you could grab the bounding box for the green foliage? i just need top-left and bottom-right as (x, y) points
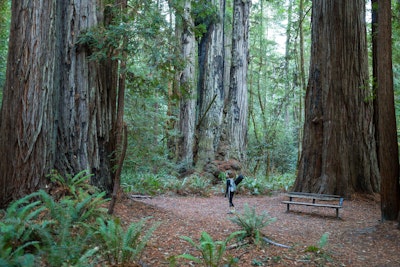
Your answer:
(173, 231), (242, 267)
(304, 232), (332, 263)
(241, 177), (270, 195)
(305, 232), (329, 253)
(191, 0), (220, 39)
(122, 172), (171, 195)
(0, 194), (43, 267)
(0, 0), (10, 92)
(95, 217), (160, 265)
(0, 170), (157, 266)
(240, 174), (294, 195)
(121, 172), (212, 196)
(0, 190), (100, 266)
(47, 170), (99, 200)
(229, 204), (276, 245)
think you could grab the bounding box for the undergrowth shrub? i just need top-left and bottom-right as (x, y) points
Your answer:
(0, 170), (158, 266)
(121, 172), (212, 196)
(171, 231), (243, 267)
(95, 217), (160, 265)
(229, 204), (276, 245)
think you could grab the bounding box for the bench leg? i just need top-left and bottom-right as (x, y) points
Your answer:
(286, 203), (290, 211)
(336, 208), (339, 218)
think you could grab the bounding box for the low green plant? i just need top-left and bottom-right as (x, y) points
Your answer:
(174, 231), (243, 267)
(0, 194), (44, 267)
(187, 175), (211, 195)
(47, 170), (97, 201)
(95, 217), (160, 265)
(304, 232), (332, 264)
(121, 173), (164, 195)
(305, 232), (329, 253)
(229, 204), (277, 244)
(0, 170), (159, 266)
(241, 177), (270, 195)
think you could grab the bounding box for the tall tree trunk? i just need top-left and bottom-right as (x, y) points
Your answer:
(297, 0), (306, 163)
(0, 0), (59, 206)
(195, 0), (225, 171)
(54, 0), (114, 194)
(218, 0), (250, 162)
(293, 0), (380, 197)
(284, 0), (293, 126)
(372, 0), (400, 221)
(0, 0), (117, 208)
(108, 0), (128, 215)
(177, 0), (196, 168)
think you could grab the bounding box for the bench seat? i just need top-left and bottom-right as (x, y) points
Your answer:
(282, 192), (344, 218)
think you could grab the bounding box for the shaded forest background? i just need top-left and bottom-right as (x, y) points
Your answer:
(0, 0), (399, 196)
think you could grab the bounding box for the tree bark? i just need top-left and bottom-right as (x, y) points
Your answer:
(218, 0), (250, 162)
(293, 0), (380, 197)
(0, 0), (59, 206)
(0, 0), (117, 208)
(177, 0), (196, 167)
(195, 0), (225, 170)
(54, 0), (114, 194)
(372, 0), (400, 221)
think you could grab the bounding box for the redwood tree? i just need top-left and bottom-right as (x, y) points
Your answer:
(372, 0), (400, 221)
(293, 0), (380, 197)
(195, 0), (226, 170)
(218, 0), (250, 162)
(0, 0), (118, 208)
(177, 0), (196, 167)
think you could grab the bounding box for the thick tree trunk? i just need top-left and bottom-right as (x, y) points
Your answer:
(195, 0), (225, 170)
(218, 0), (250, 162)
(0, 0), (116, 208)
(372, 0), (400, 221)
(177, 0), (196, 167)
(54, 0), (114, 194)
(0, 1), (59, 206)
(293, 0), (380, 197)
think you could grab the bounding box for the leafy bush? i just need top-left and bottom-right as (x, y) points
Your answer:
(172, 231), (242, 267)
(229, 204), (276, 245)
(241, 177), (271, 195)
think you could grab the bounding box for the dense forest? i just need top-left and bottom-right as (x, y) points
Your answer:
(0, 0), (399, 214)
(0, 0), (399, 266)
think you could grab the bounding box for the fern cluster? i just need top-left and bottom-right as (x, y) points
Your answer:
(172, 231), (242, 267)
(229, 204), (277, 245)
(0, 170), (158, 266)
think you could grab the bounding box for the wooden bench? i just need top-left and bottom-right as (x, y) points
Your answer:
(282, 192), (344, 218)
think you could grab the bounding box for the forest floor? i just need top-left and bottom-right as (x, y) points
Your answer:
(114, 192), (400, 267)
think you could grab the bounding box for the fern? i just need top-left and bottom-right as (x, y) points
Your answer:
(229, 204), (276, 244)
(176, 231), (243, 267)
(95, 217), (160, 265)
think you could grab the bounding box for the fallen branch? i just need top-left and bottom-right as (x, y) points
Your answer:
(227, 240), (250, 250)
(262, 237), (291, 249)
(129, 194), (152, 199)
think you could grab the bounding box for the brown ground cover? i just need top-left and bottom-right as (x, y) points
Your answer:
(114, 193), (400, 267)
